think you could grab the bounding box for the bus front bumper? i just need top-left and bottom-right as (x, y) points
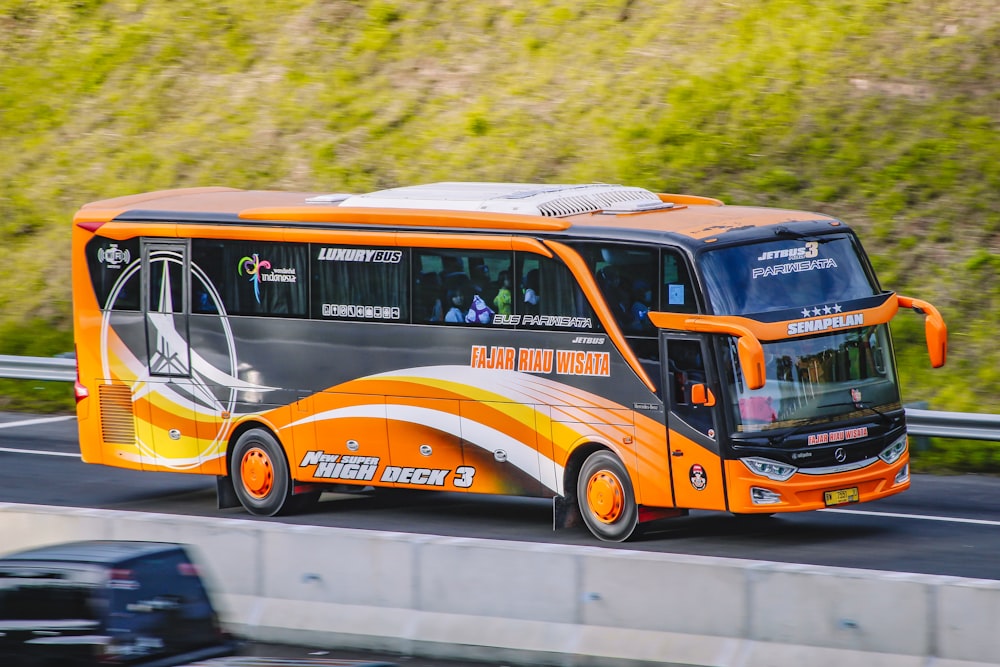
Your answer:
(723, 453), (910, 514)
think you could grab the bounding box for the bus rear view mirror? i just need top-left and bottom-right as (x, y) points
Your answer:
(690, 383), (716, 407)
(733, 335), (766, 390)
(897, 295), (947, 368)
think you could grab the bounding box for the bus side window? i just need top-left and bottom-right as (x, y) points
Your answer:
(416, 250), (511, 326)
(311, 244), (407, 322)
(492, 269), (513, 316)
(414, 271), (443, 322)
(597, 265), (629, 324)
(443, 287), (467, 323)
(440, 256), (470, 291)
(522, 268), (540, 315)
(147, 256), (185, 314)
(85, 237), (141, 311)
(668, 339), (713, 435)
(514, 253), (600, 331)
(660, 250), (698, 314)
(670, 341), (706, 398)
(193, 287), (217, 314)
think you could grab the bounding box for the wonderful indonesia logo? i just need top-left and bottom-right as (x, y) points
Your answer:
(238, 253), (298, 303)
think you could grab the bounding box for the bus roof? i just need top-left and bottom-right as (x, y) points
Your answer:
(77, 182), (842, 242)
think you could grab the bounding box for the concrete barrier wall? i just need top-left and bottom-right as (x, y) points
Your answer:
(1, 503), (998, 667)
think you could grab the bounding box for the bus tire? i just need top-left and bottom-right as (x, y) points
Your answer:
(231, 428), (292, 517)
(577, 450), (638, 542)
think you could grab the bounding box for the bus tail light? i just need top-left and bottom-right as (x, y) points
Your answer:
(74, 348), (89, 403)
(74, 380), (90, 402)
(750, 487), (782, 505)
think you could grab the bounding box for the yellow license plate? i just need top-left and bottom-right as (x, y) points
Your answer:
(824, 487), (859, 506)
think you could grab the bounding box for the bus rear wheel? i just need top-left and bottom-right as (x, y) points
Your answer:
(577, 450), (638, 542)
(232, 428), (292, 517)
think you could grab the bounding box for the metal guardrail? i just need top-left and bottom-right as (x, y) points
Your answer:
(0, 354), (76, 382)
(1, 355), (998, 441)
(903, 408), (1000, 442)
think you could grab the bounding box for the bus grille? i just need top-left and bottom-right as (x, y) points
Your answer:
(99, 383), (136, 445)
(535, 187), (660, 217)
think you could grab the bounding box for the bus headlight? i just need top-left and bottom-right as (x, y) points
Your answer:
(741, 457), (797, 482)
(879, 434), (908, 465)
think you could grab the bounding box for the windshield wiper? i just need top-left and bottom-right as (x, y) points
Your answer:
(773, 226), (807, 240)
(818, 401), (900, 428)
(773, 226), (837, 243)
(769, 421), (812, 447)
(768, 401), (899, 447)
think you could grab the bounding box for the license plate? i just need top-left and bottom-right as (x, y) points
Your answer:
(824, 487), (859, 506)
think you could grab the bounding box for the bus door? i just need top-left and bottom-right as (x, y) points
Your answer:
(662, 334), (727, 511)
(138, 240), (201, 471)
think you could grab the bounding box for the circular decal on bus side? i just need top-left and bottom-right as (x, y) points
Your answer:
(690, 464), (708, 491)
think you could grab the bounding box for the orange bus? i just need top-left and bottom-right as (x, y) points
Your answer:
(71, 182), (946, 541)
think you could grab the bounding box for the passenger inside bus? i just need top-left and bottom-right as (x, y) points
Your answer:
(444, 288), (467, 323)
(440, 257), (470, 291)
(522, 269), (540, 315)
(493, 270), (513, 315)
(193, 287), (218, 314)
(597, 266), (629, 325)
(628, 280), (654, 334)
(466, 289), (495, 324)
(470, 260), (497, 307)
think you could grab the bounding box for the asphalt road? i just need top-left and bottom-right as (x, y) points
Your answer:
(1, 411), (998, 582)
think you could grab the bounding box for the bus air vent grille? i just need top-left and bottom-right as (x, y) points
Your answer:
(535, 187), (661, 217)
(99, 383), (136, 445)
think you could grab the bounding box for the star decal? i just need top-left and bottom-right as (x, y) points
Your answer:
(812, 307), (821, 316)
(822, 305), (832, 315)
(833, 303), (843, 313)
(148, 259), (190, 377)
(802, 308), (812, 318)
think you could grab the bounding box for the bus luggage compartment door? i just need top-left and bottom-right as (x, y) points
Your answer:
(385, 397), (466, 491)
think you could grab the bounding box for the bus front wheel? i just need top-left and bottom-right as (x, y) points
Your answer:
(577, 450), (638, 542)
(231, 428), (292, 517)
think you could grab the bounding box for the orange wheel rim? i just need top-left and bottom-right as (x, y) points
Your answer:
(586, 470), (624, 524)
(240, 447), (274, 499)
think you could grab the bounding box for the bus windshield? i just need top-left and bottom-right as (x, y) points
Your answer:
(722, 325), (902, 433)
(700, 235), (877, 316)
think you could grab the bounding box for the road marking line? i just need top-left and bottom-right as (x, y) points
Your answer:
(0, 415), (76, 430)
(824, 508), (1000, 527)
(0, 446), (80, 458)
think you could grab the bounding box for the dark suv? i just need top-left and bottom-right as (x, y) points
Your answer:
(0, 540), (236, 667)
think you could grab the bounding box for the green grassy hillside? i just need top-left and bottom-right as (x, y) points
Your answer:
(2, 1), (998, 444)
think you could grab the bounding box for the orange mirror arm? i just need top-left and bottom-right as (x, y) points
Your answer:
(647, 312), (766, 390)
(897, 295), (947, 368)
